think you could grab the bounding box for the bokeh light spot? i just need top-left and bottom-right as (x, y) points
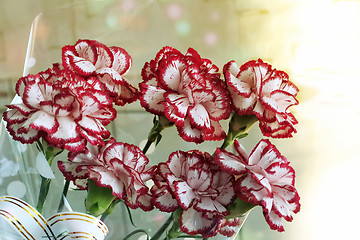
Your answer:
(166, 3), (183, 20)
(204, 32), (218, 46)
(175, 20), (190, 36)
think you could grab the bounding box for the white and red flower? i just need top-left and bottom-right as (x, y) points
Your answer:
(62, 39), (138, 106)
(58, 138), (154, 211)
(214, 139), (300, 232)
(3, 66), (116, 152)
(223, 59), (299, 138)
(139, 47), (231, 143)
(151, 150), (236, 237)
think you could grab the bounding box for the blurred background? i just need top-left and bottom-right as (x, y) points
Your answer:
(1, 0), (360, 239)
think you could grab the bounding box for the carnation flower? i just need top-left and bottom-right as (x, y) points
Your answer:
(58, 138), (154, 211)
(3, 66), (117, 152)
(139, 46), (231, 143)
(62, 39), (139, 106)
(223, 59), (299, 138)
(214, 139), (300, 232)
(151, 150), (235, 237)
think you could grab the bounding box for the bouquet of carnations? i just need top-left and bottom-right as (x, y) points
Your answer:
(0, 39), (300, 239)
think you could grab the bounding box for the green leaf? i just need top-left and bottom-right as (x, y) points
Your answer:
(235, 133), (248, 140)
(122, 229), (150, 240)
(123, 201), (137, 227)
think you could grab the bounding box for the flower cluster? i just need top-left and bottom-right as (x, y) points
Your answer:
(139, 47), (232, 143)
(3, 39), (136, 152)
(3, 40), (301, 239)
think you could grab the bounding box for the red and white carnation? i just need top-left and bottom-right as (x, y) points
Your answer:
(214, 139), (300, 232)
(58, 138), (154, 211)
(151, 150), (236, 237)
(223, 59), (299, 138)
(62, 39), (138, 106)
(139, 46), (232, 143)
(3, 66), (117, 152)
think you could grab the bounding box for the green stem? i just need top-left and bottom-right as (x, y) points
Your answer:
(142, 139), (153, 154)
(151, 215), (173, 240)
(142, 116), (174, 154)
(35, 141), (62, 214)
(221, 114), (258, 149)
(57, 180), (70, 212)
(36, 176), (52, 214)
(100, 199), (120, 222)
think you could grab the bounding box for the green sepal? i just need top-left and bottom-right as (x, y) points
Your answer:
(226, 198), (256, 220)
(85, 179), (116, 217)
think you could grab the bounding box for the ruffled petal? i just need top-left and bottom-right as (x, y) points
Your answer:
(214, 149), (247, 175)
(139, 83), (166, 115)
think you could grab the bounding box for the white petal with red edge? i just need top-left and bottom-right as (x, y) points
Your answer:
(158, 58), (184, 91)
(234, 140), (249, 160)
(57, 161), (90, 180)
(137, 194), (154, 211)
(77, 116), (106, 135)
(139, 83), (166, 114)
(152, 189), (179, 212)
(186, 168), (211, 192)
(271, 191), (293, 221)
(267, 163), (294, 186)
(69, 55), (97, 76)
(195, 197), (228, 214)
(77, 127), (104, 146)
(164, 104), (185, 126)
(225, 62), (253, 97)
(22, 83), (47, 108)
(29, 111), (58, 134)
(110, 46), (132, 75)
(180, 208), (219, 237)
(88, 166), (126, 199)
(229, 88), (256, 113)
(3, 108), (28, 124)
(5, 104), (33, 117)
(6, 122), (40, 143)
(262, 90), (298, 114)
(203, 120), (226, 141)
(280, 80), (299, 96)
(165, 93), (190, 118)
(176, 118), (203, 143)
(250, 171), (272, 194)
(96, 67), (124, 85)
(74, 40), (97, 65)
(248, 139), (273, 166)
(167, 151), (187, 177)
(237, 175), (270, 202)
(216, 182), (235, 206)
(253, 62), (273, 91)
(174, 181), (195, 210)
(214, 149), (247, 175)
(264, 210), (285, 232)
(261, 75), (282, 95)
(94, 44), (113, 69)
(46, 116), (79, 142)
(188, 104), (212, 132)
